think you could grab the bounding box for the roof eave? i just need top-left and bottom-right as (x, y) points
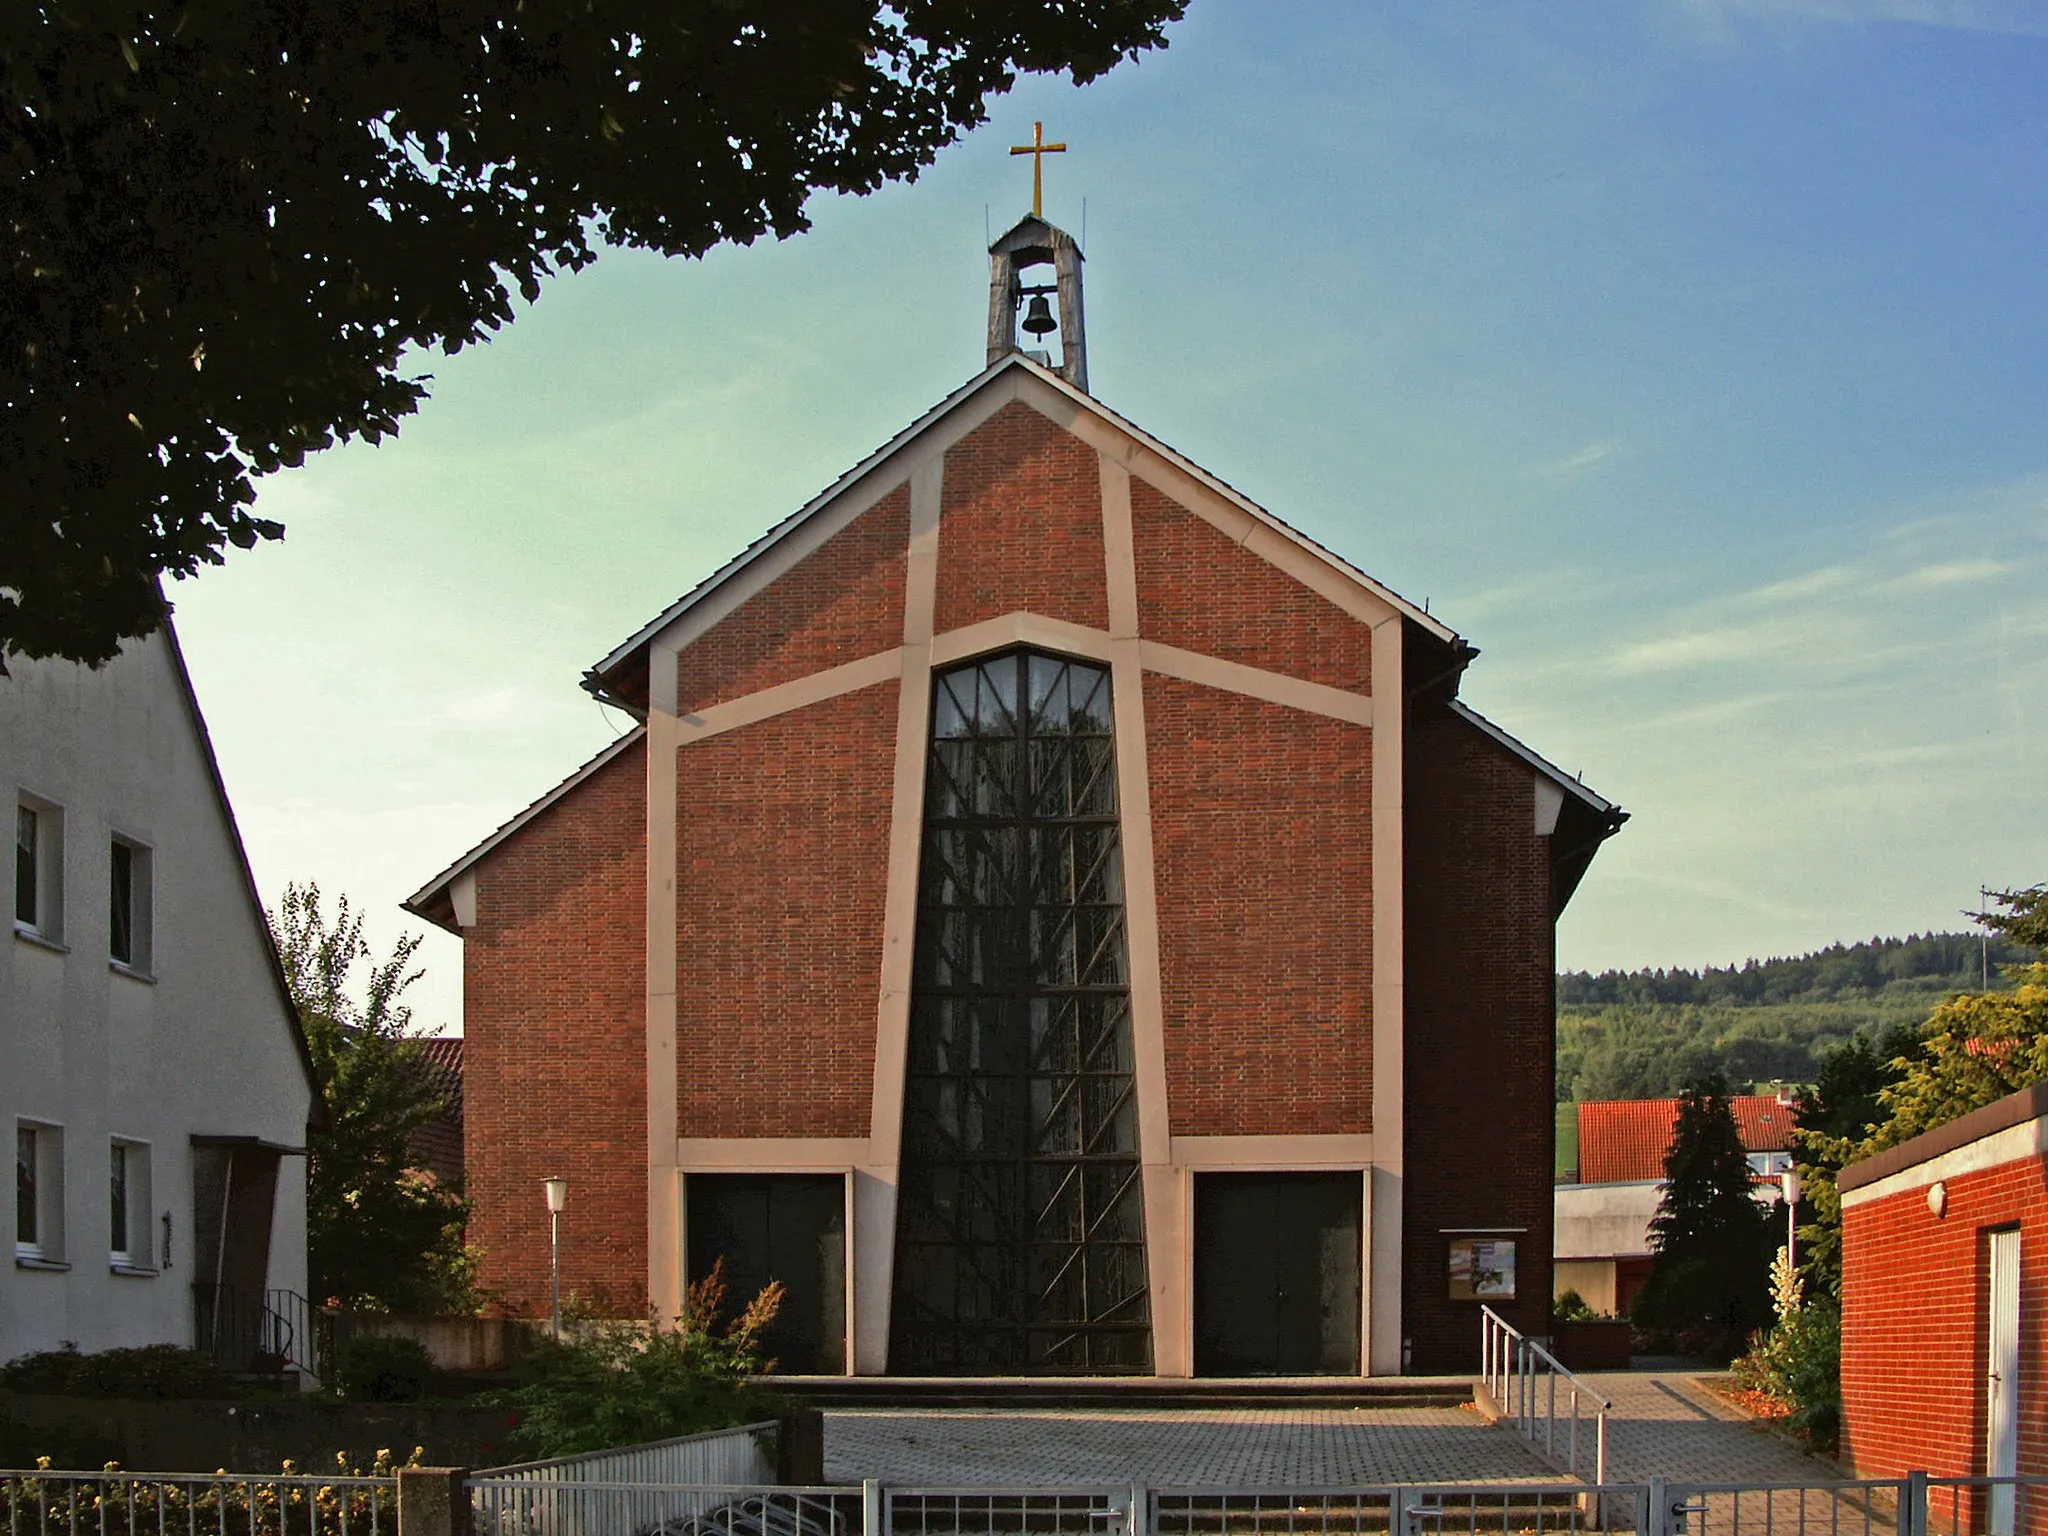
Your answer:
(402, 725), (648, 932)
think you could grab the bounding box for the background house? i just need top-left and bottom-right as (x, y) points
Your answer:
(4, 626), (319, 1374)
(1554, 1093), (1796, 1316)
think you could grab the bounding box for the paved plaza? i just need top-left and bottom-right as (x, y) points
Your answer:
(824, 1404), (1563, 1487)
(820, 1373), (1841, 1488)
(1584, 1371), (1838, 1485)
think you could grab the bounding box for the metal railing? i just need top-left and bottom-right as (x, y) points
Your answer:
(191, 1284), (319, 1380)
(471, 1426), (781, 1536)
(1154, 1485), (1633, 1536)
(1, 1468), (395, 1536)
(1479, 1305), (1610, 1486)
(885, 1487), (1135, 1536)
(460, 1474), (2048, 1536)
(471, 1483), (850, 1536)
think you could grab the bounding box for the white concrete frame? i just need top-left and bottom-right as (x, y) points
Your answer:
(1840, 1116), (2048, 1209)
(641, 374), (1408, 1374)
(673, 1158), (859, 1375)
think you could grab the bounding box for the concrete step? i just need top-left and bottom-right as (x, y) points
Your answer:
(767, 1374), (1476, 1411)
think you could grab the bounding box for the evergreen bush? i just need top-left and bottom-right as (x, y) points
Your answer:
(0, 1344), (244, 1400)
(329, 1333), (435, 1403)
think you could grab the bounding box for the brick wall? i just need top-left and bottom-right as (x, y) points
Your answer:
(934, 401), (1107, 634)
(1842, 1153), (2048, 1484)
(464, 739), (649, 1316)
(1130, 481), (1372, 693)
(1402, 700), (1556, 1371)
(675, 683), (898, 1137)
(677, 486), (909, 715)
(1143, 674), (1373, 1138)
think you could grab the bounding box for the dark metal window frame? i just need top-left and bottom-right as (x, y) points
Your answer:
(890, 648), (1151, 1375)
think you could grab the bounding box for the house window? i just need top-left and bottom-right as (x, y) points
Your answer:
(109, 837), (152, 973)
(14, 795), (63, 942)
(109, 1140), (151, 1268)
(1747, 1150), (1792, 1178)
(15, 1121), (65, 1263)
(14, 806), (34, 925)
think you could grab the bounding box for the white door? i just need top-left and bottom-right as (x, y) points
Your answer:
(1988, 1228), (2021, 1536)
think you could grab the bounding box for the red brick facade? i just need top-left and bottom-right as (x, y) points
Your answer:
(674, 684), (897, 1138)
(428, 373), (1603, 1370)
(463, 739), (649, 1317)
(1403, 700), (1558, 1370)
(677, 487), (909, 716)
(934, 401), (1108, 634)
(1131, 480), (1372, 693)
(1842, 1125), (2048, 1499)
(1143, 674), (1374, 1137)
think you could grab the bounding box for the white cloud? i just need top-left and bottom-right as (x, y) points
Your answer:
(1536, 439), (1622, 478)
(1883, 558), (2013, 590)
(1739, 564), (1856, 605)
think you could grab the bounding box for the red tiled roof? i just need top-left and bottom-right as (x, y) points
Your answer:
(1577, 1094), (1796, 1184)
(407, 1036), (464, 1184)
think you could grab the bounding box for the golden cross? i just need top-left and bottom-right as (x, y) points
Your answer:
(1009, 121), (1066, 219)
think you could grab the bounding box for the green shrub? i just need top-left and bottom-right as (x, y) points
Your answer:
(500, 1260), (785, 1458)
(0, 1344), (244, 1400)
(329, 1333), (435, 1403)
(1731, 1248), (1842, 1451)
(1552, 1289), (1602, 1326)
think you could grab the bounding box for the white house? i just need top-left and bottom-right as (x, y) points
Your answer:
(4, 624), (318, 1373)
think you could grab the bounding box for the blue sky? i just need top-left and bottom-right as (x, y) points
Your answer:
(171, 1), (2048, 1033)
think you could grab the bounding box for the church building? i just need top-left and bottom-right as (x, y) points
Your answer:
(407, 205), (1623, 1377)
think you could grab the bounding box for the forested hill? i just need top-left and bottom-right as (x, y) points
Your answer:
(1560, 932), (2024, 1009)
(1555, 931), (2032, 1103)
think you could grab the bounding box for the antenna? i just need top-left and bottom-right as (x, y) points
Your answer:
(1082, 196), (1088, 250)
(1983, 885), (1992, 988)
(984, 204), (990, 247)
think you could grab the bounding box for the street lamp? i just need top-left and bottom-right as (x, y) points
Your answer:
(1779, 1167), (1801, 1271)
(542, 1177), (567, 1343)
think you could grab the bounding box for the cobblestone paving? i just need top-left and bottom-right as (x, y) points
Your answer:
(824, 1407), (1564, 1487)
(1580, 1372), (1838, 1485)
(1578, 1372), (1873, 1536)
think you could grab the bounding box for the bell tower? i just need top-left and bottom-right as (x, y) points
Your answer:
(986, 123), (1088, 393)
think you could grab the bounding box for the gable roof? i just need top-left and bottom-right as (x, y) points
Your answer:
(159, 619), (326, 1124)
(1577, 1094), (1798, 1184)
(1449, 700), (1617, 817)
(583, 352), (1460, 711)
(404, 726), (645, 933)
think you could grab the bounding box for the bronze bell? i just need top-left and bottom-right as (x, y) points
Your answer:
(1022, 293), (1057, 337)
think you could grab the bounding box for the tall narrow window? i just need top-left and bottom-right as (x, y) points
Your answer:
(109, 840), (133, 963)
(15, 1125), (36, 1254)
(890, 650), (1150, 1373)
(15, 805), (36, 928)
(109, 838), (150, 972)
(14, 797), (60, 939)
(109, 1142), (131, 1263)
(15, 1121), (62, 1262)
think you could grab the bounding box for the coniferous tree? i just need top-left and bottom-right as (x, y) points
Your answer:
(1984, 885), (2048, 953)
(1632, 1071), (1774, 1358)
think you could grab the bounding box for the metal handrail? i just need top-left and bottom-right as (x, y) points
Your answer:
(1479, 1304), (1611, 1485)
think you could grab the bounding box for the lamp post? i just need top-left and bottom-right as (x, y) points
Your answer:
(542, 1177), (567, 1343)
(1779, 1166), (1801, 1270)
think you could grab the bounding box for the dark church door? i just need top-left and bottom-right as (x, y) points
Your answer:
(1193, 1171), (1362, 1375)
(687, 1174), (846, 1375)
